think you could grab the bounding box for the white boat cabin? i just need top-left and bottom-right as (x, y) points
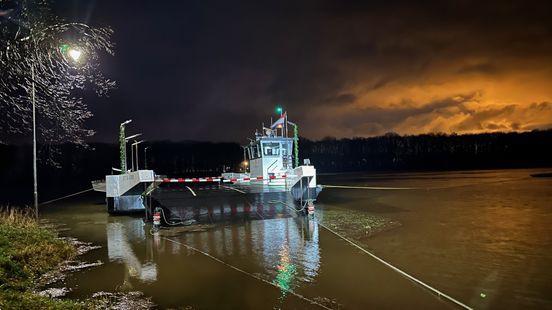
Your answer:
(246, 133), (294, 183)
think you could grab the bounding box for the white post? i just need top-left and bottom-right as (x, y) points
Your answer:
(135, 143), (139, 170)
(130, 142), (135, 171)
(144, 147), (149, 170)
(131, 140), (144, 171)
(125, 140), (128, 172)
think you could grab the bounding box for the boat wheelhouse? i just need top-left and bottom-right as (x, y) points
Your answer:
(246, 130), (293, 185)
(223, 111), (321, 202)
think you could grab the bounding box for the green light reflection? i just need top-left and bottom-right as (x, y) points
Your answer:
(274, 243), (297, 299)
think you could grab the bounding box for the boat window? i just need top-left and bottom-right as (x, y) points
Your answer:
(250, 144), (260, 159)
(263, 142), (280, 157)
(282, 142), (289, 155)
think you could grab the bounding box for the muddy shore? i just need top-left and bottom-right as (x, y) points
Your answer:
(37, 220), (157, 309)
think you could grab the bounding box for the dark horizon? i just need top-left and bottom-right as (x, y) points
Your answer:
(2, 128), (551, 204)
(4, 126), (552, 146)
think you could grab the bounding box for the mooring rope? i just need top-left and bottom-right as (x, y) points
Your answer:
(222, 185), (247, 194)
(39, 188), (94, 206)
(317, 221), (473, 310)
(160, 236), (333, 310)
(268, 199), (309, 212)
(245, 200), (265, 219)
(185, 186), (197, 197)
(275, 201), (473, 310)
(158, 206), (195, 226)
(321, 184), (416, 190)
(323, 175), (529, 191)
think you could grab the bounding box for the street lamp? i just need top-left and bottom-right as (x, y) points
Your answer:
(144, 146), (150, 170)
(241, 145), (248, 172)
(131, 140), (144, 171)
(31, 43), (84, 216)
(124, 133), (141, 172)
(68, 48), (82, 62)
(7, 19), (113, 218)
(59, 43), (84, 63)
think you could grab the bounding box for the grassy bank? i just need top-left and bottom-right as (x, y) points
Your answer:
(0, 207), (88, 309)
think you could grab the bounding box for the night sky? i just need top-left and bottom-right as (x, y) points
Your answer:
(55, 0), (552, 143)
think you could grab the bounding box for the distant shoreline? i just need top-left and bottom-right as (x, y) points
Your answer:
(531, 172), (552, 178)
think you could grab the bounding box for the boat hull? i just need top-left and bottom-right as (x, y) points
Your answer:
(149, 182), (320, 225)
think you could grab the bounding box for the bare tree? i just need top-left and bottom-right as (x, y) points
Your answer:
(0, 0), (115, 145)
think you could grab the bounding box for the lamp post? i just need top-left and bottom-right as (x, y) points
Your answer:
(31, 61), (37, 216)
(124, 133), (141, 172)
(31, 44), (83, 217)
(4, 13), (113, 218)
(119, 120), (132, 173)
(144, 146), (150, 170)
(241, 145), (248, 172)
(132, 140), (145, 171)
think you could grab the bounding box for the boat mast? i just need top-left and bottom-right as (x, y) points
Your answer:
(287, 119), (299, 168)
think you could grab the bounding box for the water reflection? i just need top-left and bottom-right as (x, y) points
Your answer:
(106, 219), (158, 284)
(260, 217), (320, 284)
(176, 216), (321, 284)
(147, 187), (322, 292)
(104, 211), (321, 296)
(275, 243), (297, 298)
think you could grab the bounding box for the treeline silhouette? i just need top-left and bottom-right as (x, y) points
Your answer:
(0, 141), (242, 203)
(301, 129), (552, 172)
(1, 129), (551, 203)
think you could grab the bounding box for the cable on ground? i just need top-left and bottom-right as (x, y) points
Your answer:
(321, 184), (416, 190)
(276, 200), (473, 310)
(39, 188), (94, 206)
(158, 206), (196, 226)
(157, 235), (333, 310)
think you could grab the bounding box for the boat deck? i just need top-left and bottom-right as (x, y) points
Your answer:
(150, 183), (302, 224)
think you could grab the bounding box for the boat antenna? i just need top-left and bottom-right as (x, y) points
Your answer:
(285, 111), (288, 138)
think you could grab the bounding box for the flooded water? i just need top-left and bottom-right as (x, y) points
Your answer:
(42, 168), (552, 309)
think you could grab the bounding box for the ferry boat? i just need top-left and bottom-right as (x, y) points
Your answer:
(150, 111), (322, 223)
(221, 111), (321, 202)
(97, 111), (322, 223)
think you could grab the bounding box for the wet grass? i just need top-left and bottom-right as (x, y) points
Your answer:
(0, 207), (87, 309)
(0, 207), (157, 309)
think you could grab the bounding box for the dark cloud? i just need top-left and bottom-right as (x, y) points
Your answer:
(319, 93), (477, 136)
(51, 0), (552, 142)
(322, 93), (357, 106)
(456, 63), (500, 75)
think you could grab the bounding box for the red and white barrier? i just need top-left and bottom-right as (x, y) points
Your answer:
(161, 177), (221, 183)
(159, 174), (288, 184)
(224, 174), (287, 183)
